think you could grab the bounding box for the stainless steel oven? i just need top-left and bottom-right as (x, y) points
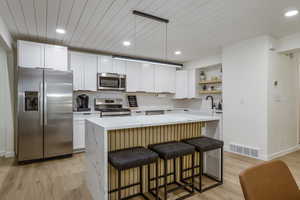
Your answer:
(97, 73), (126, 91)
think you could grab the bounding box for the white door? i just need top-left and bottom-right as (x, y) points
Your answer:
(126, 62), (141, 92)
(113, 60), (126, 74)
(44, 44), (68, 71)
(175, 70), (188, 99)
(70, 52), (84, 90)
(98, 55), (113, 73)
(17, 40), (44, 68)
(140, 64), (155, 92)
(84, 54), (98, 91)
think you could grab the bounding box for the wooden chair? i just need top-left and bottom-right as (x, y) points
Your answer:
(239, 160), (300, 200)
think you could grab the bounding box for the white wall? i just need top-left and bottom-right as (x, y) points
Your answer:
(0, 45), (14, 157)
(267, 51), (298, 159)
(222, 36), (270, 160)
(277, 32), (300, 53)
(184, 54), (222, 69)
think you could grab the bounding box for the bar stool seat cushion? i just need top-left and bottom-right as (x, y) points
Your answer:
(109, 147), (159, 170)
(149, 141), (195, 160)
(183, 136), (224, 152)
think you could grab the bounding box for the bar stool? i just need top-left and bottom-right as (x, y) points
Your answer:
(148, 141), (196, 200)
(181, 136), (224, 192)
(108, 147), (159, 200)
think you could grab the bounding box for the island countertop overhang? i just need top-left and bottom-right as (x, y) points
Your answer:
(86, 113), (220, 131)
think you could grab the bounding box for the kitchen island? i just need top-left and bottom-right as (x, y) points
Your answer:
(85, 113), (221, 200)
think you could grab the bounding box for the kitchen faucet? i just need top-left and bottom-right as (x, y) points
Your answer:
(206, 95), (215, 110)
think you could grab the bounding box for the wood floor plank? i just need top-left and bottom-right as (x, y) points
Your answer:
(0, 151), (300, 200)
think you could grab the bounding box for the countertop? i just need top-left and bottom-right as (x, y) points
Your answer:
(86, 113), (220, 130)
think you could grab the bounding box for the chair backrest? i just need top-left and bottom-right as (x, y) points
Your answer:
(239, 160), (300, 200)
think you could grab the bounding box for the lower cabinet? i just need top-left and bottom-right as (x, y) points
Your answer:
(73, 119), (85, 151)
(73, 113), (99, 152)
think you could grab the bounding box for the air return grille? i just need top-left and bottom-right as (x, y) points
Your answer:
(229, 143), (259, 158)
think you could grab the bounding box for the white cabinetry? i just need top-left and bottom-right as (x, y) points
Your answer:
(98, 56), (126, 74)
(18, 40), (44, 68)
(175, 70), (188, 99)
(98, 55), (113, 73)
(175, 69), (200, 99)
(113, 60), (126, 74)
(44, 44), (68, 71)
(70, 52), (97, 91)
(17, 40), (68, 70)
(140, 64), (155, 92)
(155, 66), (176, 93)
(73, 113), (99, 151)
(126, 62), (141, 92)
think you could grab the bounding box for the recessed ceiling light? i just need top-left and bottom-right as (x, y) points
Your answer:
(174, 51), (182, 55)
(284, 10), (299, 17)
(123, 41), (131, 46)
(56, 28), (66, 34)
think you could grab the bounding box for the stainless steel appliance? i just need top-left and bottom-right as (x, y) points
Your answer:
(94, 98), (131, 117)
(17, 67), (73, 162)
(97, 73), (126, 91)
(76, 94), (91, 112)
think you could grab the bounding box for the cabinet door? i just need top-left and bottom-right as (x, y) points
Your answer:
(175, 70), (188, 99)
(165, 67), (176, 93)
(70, 52), (84, 90)
(98, 55), (113, 73)
(84, 54), (98, 91)
(17, 40), (44, 68)
(140, 64), (155, 92)
(44, 44), (68, 71)
(113, 60), (126, 74)
(126, 62), (141, 92)
(73, 120), (85, 150)
(155, 66), (170, 93)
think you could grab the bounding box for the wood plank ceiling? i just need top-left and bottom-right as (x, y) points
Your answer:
(1, 0), (300, 62)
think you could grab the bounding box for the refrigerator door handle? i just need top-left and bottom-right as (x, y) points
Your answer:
(40, 81), (43, 126)
(44, 82), (48, 126)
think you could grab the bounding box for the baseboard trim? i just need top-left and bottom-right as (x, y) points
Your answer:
(267, 145), (300, 160)
(4, 151), (15, 158)
(0, 151), (5, 157)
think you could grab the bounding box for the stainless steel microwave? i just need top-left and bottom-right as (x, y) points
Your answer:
(97, 73), (126, 91)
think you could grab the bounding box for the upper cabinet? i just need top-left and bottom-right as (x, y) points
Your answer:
(69, 51), (97, 91)
(98, 55), (112, 73)
(44, 44), (68, 71)
(18, 40), (44, 68)
(17, 40), (68, 71)
(154, 66), (176, 93)
(175, 69), (200, 99)
(126, 62), (141, 92)
(140, 64), (155, 92)
(98, 56), (126, 74)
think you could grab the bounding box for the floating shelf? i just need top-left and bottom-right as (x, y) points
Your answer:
(199, 80), (222, 84)
(199, 90), (222, 94)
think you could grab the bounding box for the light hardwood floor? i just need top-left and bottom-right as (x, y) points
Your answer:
(1, 151), (300, 200)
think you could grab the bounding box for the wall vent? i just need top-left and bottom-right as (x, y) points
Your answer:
(229, 143), (259, 158)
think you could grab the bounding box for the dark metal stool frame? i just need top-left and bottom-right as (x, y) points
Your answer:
(108, 148), (159, 200)
(148, 142), (196, 200)
(181, 138), (224, 193)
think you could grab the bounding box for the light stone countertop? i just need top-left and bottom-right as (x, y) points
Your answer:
(86, 113), (220, 131)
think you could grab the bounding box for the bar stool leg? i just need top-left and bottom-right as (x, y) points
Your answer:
(118, 169), (122, 200)
(180, 156), (183, 181)
(199, 152), (203, 192)
(156, 160), (159, 200)
(173, 158), (177, 182)
(191, 153), (195, 193)
(140, 166), (143, 194)
(164, 159), (168, 200)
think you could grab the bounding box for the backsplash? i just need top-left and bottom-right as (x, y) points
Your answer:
(73, 91), (176, 111)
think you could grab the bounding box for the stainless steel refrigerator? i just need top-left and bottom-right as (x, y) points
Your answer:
(17, 67), (73, 162)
